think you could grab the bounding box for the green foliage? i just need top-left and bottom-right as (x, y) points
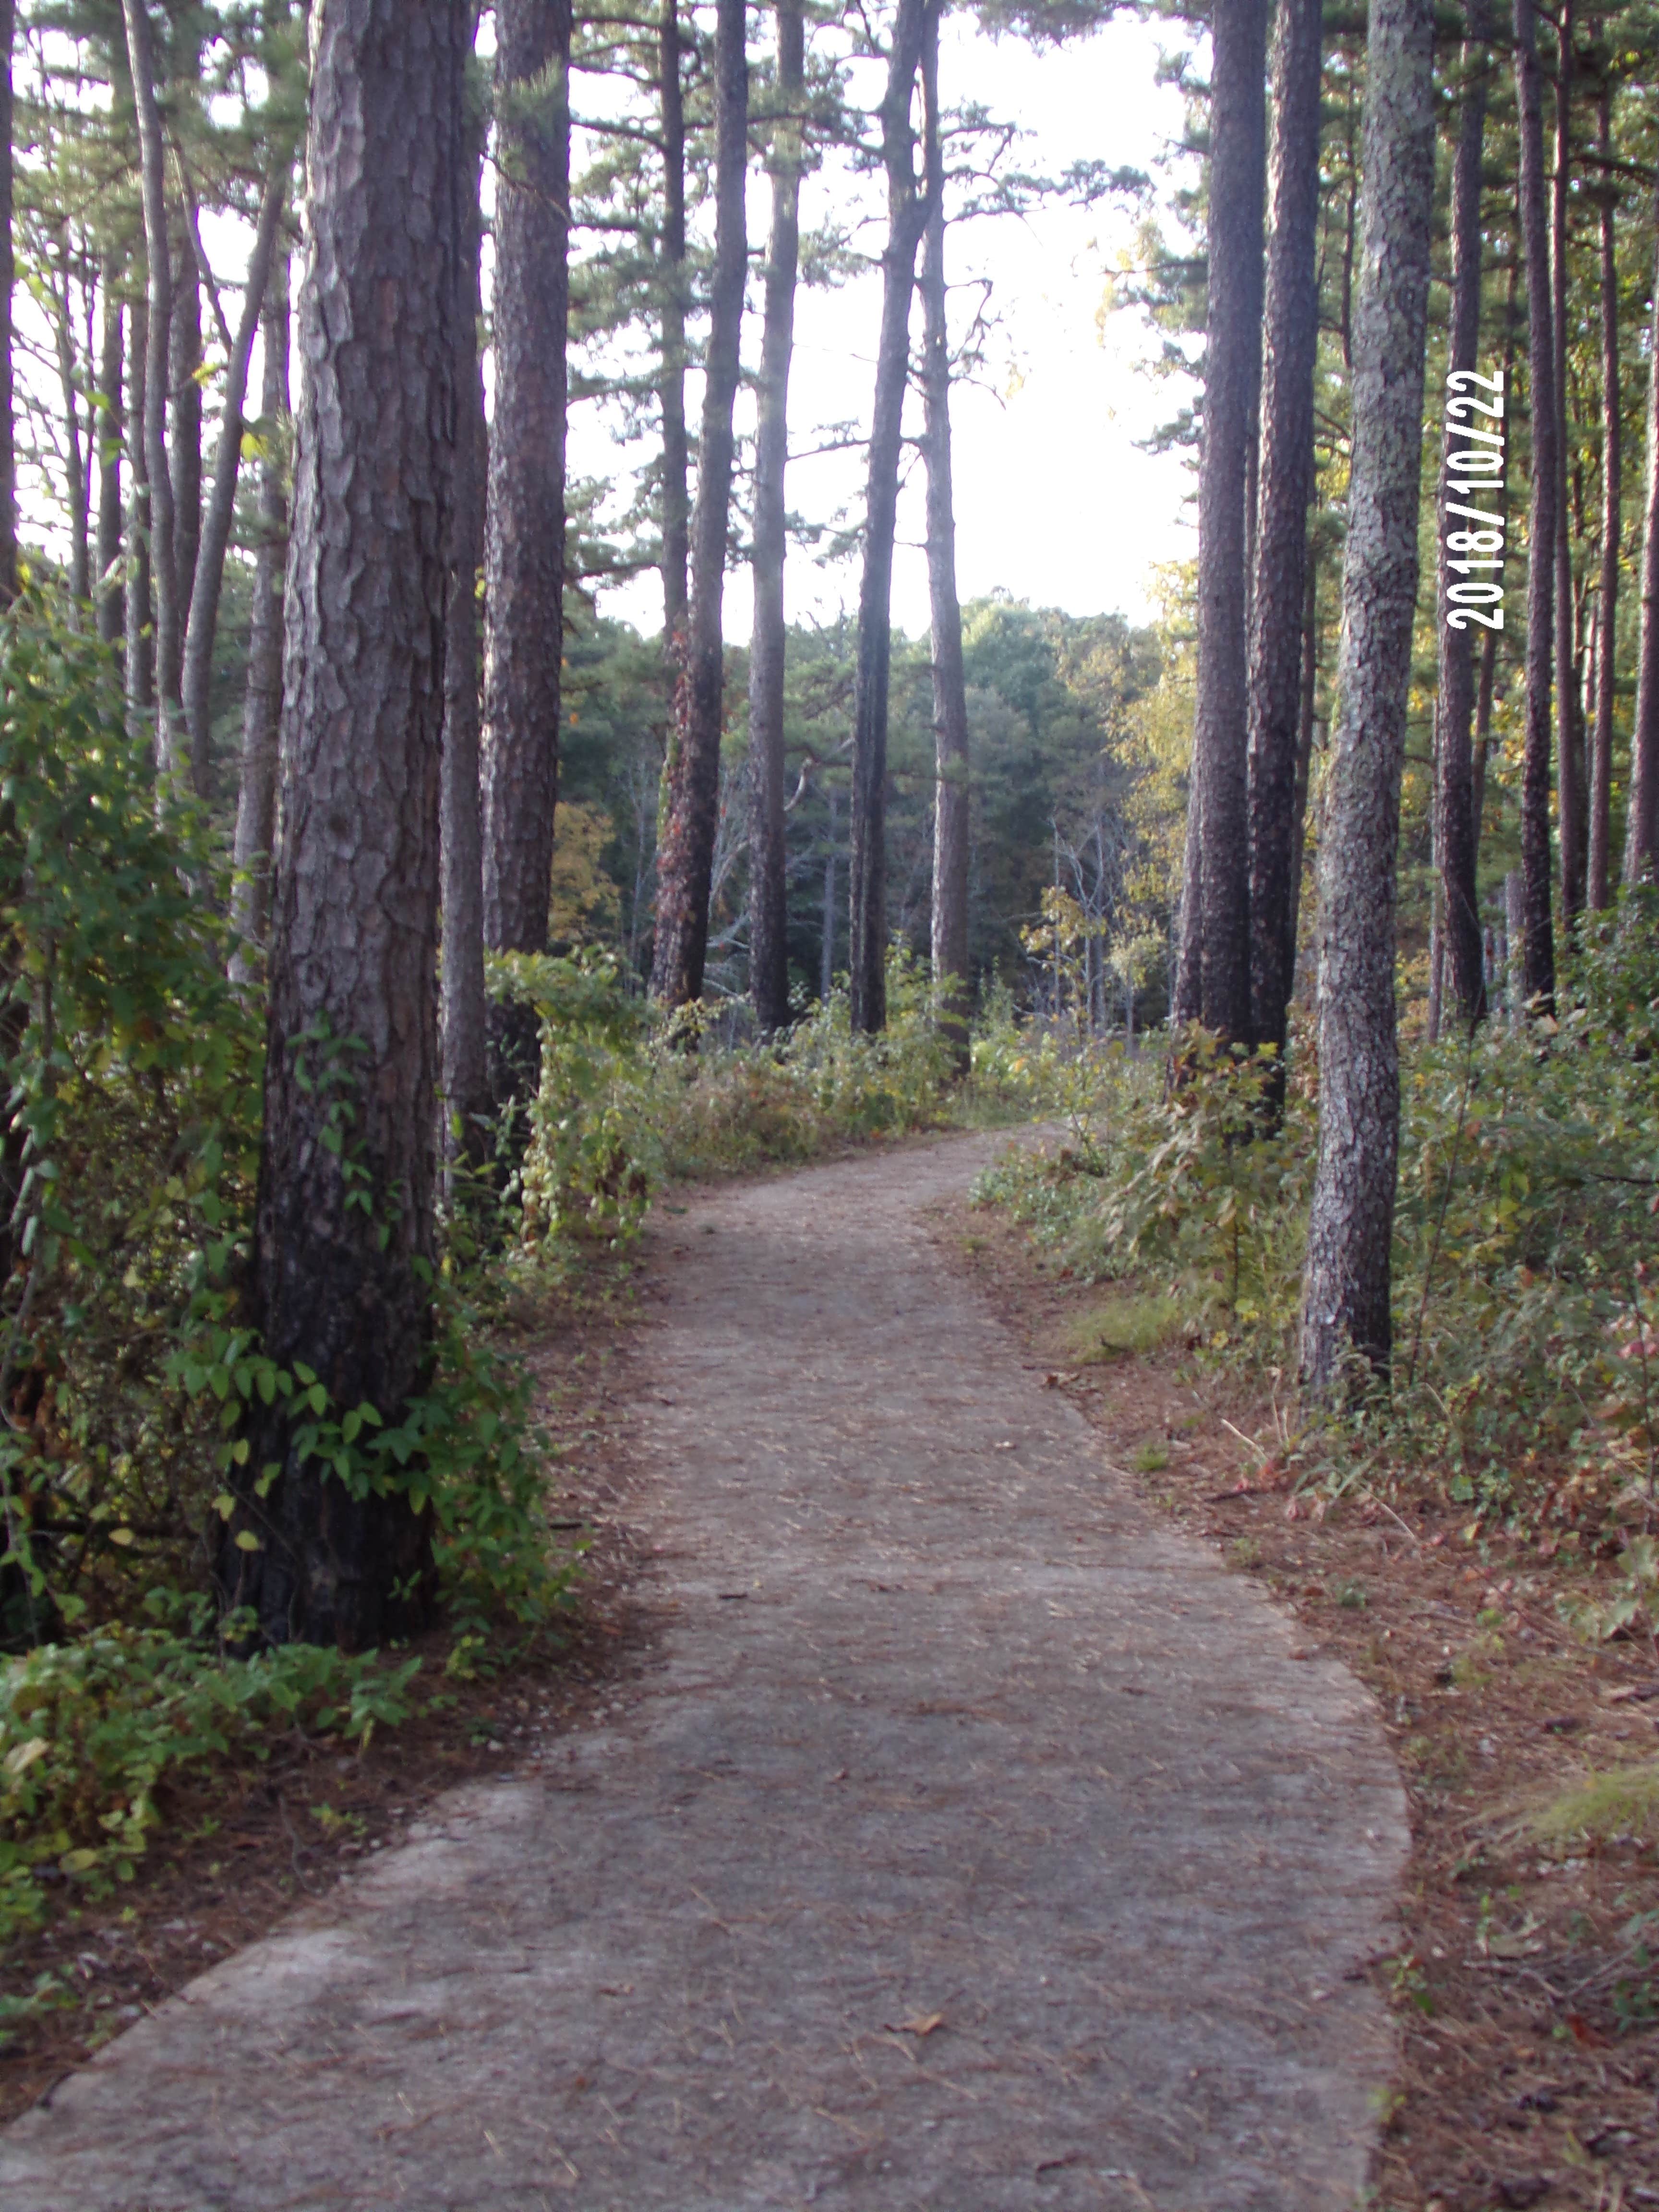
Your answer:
(0, 1605), (424, 1945)
(0, 601), (264, 1646)
(974, 903), (1659, 1535)
(0, 604), (575, 1930)
(500, 947), (964, 1239)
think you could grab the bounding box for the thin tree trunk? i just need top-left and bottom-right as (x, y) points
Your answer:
(123, 291), (153, 715)
(0, 0), (13, 609)
(223, 0), (468, 1652)
(659, 0), (688, 641)
(651, 0), (748, 1010)
(1299, 0), (1436, 1391)
(821, 786), (837, 1003)
(1245, 0), (1322, 1071)
(480, 0), (571, 1093)
(169, 215), (202, 644)
(921, 3), (970, 1067)
(1552, 2), (1585, 923)
(1514, 0), (1558, 1005)
(1626, 171), (1659, 887)
(183, 157), (288, 800)
(1178, 0), (1267, 1043)
(228, 246), (289, 977)
(442, 86), (491, 1170)
(51, 245), (90, 606)
(848, 0), (934, 1035)
(96, 257), (123, 646)
(746, 0), (803, 1037)
(1589, 82), (1618, 910)
(122, 0), (181, 768)
(1434, 0), (1491, 1025)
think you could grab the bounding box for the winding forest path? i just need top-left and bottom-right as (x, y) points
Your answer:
(1, 1129), (1407, 2212)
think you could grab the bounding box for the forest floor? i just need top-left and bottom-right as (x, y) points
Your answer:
(940, 1170), (1659, 2211)
(0, 1126), (1437, 2209)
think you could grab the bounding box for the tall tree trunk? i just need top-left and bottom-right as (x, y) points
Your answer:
(0, 0), (13, 608)
(442, 86), (491, 1169)
(96, 258), (124, 646)
(480, 0), (571, 1095)
(1433, 0), (1491, 1025)
(1178, 0), (1267, 1043)
(51, 245), (90, 606)
(228, 246), (290, 977)
(183, 158), (288, 799)
(847, 0), (933, 1034)
(1552, 1), (1585, 924)
(1299, 0), (1436, 1391)
(123, 291), (153, 715)
(1245, 0), (1322, 1072)
(651, 0), (748, 1010)
(1588, 82), (1618, 911)
(169, 217), (202, 644)
(222, 0), (467, 1652)
(1626, 171), (1659, 887)
(1514, 0), (1558, 1005)
(659, 0), (688, 642)
(921, 2), (970, 1068)
(122, 0), (182, 768)
(821, 785), (837, 1003)
(746, 0), (803, 1037)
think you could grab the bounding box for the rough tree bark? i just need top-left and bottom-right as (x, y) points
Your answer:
(480, 0), (571, 1092)
(96, 257), (124, 646)
(441, 83), (491, 1167)
(1176, 0), (1267, 1041)
(123, 291), (153, 715)
(122, 0), (182, 768)
(921, 0), (970, 1066)
(228, 246), (290, 977)
(1589, 82), (1618, 911)
(1245, 0), (1322, 1071)
(651, 0), (747, 1010)
(183, 157), (288, 797)
(1551, 1), (1585, 924)
(746, 0), (804, 1037)
(1627, 169), (1659, 886)
(1299, 0), (1436, 1391)
(1514, 0), (1558, 1005)
(220, 0), (468, 1651)
(847, 0), (934, 1034)
(1433, 0), (1491, 1025)
(659, 0), (688, 641)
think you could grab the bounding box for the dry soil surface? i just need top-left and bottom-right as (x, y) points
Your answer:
(0, 1129), (1408, 2212)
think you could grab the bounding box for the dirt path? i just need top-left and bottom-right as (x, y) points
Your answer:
(1, 1130), (1407, 2212)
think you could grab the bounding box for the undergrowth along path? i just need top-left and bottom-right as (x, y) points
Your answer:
(0, 1130), (1407, 2211)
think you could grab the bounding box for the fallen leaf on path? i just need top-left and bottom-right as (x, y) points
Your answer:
(888, 2010), (944, 2037)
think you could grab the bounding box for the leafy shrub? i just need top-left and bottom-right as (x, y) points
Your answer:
(973, 909), (1659, 1534)
(0, 1605), (424, 1942)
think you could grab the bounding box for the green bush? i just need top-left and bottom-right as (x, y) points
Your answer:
(973, 913), (1659, 1536)
(1, 1606), (424, 1944)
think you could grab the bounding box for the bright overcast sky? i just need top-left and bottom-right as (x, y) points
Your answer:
(581, 10), (1201, 643)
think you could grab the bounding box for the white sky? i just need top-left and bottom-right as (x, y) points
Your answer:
(580, 10), (1201, 641)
